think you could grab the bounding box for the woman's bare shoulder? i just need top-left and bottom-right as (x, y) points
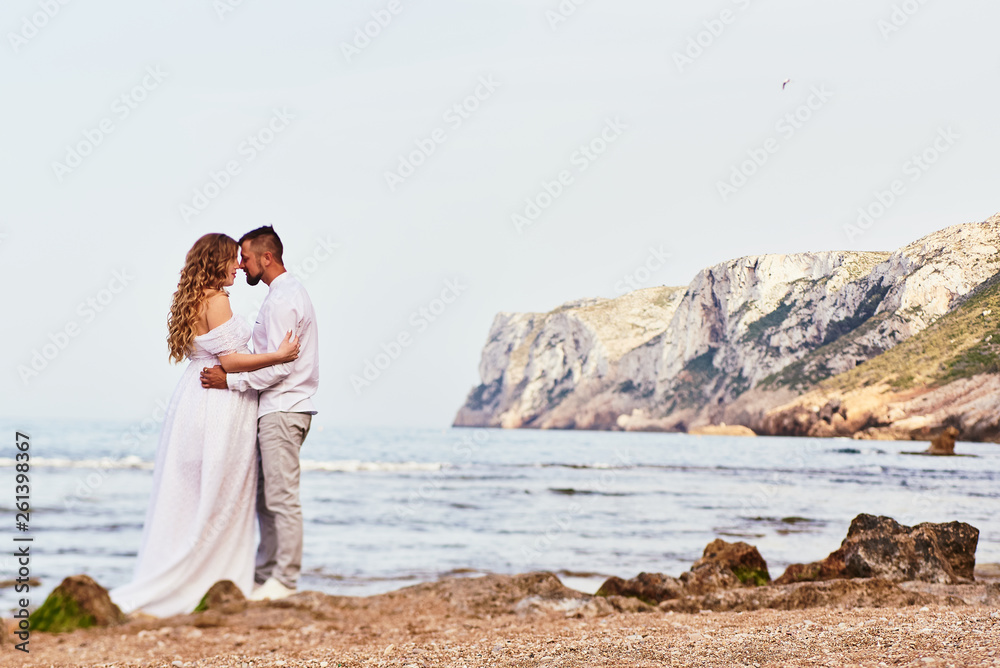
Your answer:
(204, 290), (234, 327)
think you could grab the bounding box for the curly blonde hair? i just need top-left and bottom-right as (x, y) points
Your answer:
(167, 233), (239, 363)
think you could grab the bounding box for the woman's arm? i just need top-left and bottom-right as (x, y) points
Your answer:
(217, 331), (298, 373)
(205, 294), (299, 373)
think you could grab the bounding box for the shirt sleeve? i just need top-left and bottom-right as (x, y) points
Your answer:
(228, 296), (299, 392)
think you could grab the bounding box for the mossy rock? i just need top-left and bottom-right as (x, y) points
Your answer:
(30, 591), (94, 633)
(693, 538), (771, 586)
(776, 562), (824, 584)
(194, 580), (247, 614)
(30, 575), (125, 633)
(732, 566), (771, 587)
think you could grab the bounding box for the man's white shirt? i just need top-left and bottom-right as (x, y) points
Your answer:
(227, 272), (320, 418)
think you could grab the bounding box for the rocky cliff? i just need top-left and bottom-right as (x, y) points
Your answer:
(758, 266), (1000, 441)
(455, 214), (1000, 440)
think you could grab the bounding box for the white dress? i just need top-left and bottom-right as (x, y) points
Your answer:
(111, 316), (259, 617)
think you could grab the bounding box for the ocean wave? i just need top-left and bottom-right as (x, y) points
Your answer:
(829, 447), (887, 455)
(302, 460), (444, 473)
(537, 463), (629, 470)
(0, 457), (443, 473)
(548, 487), (630, 497)
(0, 456), (153, 470)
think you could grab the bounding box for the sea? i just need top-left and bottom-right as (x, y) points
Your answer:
(1, 420), (998, 615)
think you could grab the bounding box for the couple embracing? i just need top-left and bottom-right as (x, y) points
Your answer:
(111, 226), (320, 617)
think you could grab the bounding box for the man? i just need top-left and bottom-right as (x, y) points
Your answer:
(200, 226), (320, 601)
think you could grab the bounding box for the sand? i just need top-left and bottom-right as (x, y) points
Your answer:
(3, 573), (999, 667)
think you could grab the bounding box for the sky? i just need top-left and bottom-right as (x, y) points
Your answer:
(3, 0), (999, 429)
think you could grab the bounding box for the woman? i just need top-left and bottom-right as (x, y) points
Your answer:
(111, 233), (299, 617)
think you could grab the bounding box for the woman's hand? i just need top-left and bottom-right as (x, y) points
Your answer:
(277, 330), (300, 363)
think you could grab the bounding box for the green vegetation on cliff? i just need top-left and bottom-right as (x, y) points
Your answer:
(664, 348), (722, 410)
(826, 271), (1000, 391)
(759, 312), (893, 391)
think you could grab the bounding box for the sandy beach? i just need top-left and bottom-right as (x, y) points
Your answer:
(5, 571), (999, 668)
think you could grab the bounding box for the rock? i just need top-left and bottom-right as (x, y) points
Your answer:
(775, 514), (979, 585)
(192, 611), (226, 628)
(405, 572), (589, 617)
(597, 538), (770, 605)
(30, 575), (126, 633)
(926, 521), (979, 581)
(679, 562), (743, 595)
(975, 563), (1000, 580)
(819, 398), (843, 422)
(595, 572), (685, 605)
(513, 595), (591, 617)
(691, 539), (770, 585)
(572, 596), (616, 618)
(774, 560), (843, 585)
(688, 424), (756, 437)
(0, 578), (41, 589)
(899, 579), (1000, 606)
(604, 595), (655, 613)
(194, 580), (247, 614)
(927, 426), (960, 455)
(125, 611), (158, 624)
(659, 578), (950, 613)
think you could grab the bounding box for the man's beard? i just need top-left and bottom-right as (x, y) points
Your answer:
(245, 270), (263, 286)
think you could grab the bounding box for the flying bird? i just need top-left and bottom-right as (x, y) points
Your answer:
(781, 78), (792, 90)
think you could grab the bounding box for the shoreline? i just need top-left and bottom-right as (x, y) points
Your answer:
(457, 423), (1000, 446)
(4, 571), (1000, 667)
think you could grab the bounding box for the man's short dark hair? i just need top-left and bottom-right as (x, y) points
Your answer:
(239, 226), (284, 265)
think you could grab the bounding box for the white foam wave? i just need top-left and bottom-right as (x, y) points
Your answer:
(0, 456), (153, 470)
(0, 457), (443, 474)
(301, 460), (444, 473)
